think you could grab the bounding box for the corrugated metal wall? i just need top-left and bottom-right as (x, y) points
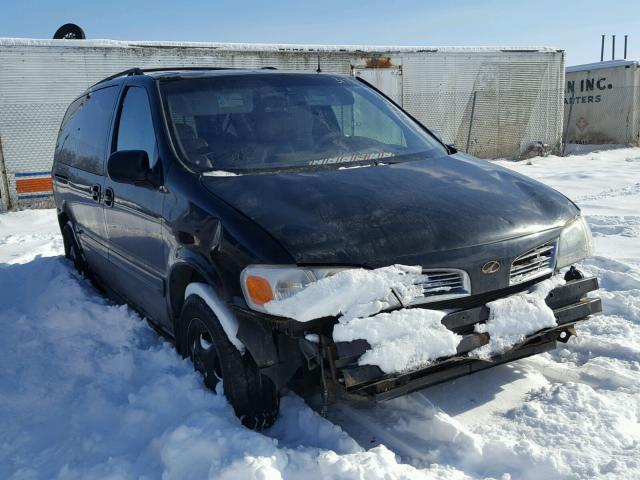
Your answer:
(0, 40), (564, 209)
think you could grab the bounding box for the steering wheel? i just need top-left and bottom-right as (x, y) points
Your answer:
(201, 144), (270, 169)
(316, 131), (348, 150)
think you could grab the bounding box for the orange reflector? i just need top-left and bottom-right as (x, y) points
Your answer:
(16, 177), (53, 194)
(245, 275), (274, 305)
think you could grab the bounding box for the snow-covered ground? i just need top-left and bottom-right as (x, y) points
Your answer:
(1, 147), (639, 479)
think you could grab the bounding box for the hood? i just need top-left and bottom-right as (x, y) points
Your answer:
(202, 154), (578, 267)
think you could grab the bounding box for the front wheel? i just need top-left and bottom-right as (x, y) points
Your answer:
(180, 294), (280, 430)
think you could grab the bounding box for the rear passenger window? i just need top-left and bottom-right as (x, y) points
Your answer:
(55, 86), (118, 175)
(115, 87), (158, 167)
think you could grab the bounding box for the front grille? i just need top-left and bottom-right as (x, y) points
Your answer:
(406, 269), (471, 306)
(510, 241), (557, 285)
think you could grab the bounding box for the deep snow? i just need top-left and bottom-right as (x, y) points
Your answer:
(1, 147), (640, 479)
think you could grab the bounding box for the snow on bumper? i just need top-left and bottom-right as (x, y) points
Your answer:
(328, 277), (602, 401)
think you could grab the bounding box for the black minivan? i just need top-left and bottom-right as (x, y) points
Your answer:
(53, 67), (601, 430)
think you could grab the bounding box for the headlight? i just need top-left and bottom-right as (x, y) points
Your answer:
(556, 215), (594, 269)
(240, 265), (350, 313)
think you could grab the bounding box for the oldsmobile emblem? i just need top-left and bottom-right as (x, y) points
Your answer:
(482, 260), (501, 274)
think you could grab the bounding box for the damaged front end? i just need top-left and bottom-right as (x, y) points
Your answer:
(309, 275), (601, 403)
(232, 269), (601, 404)
(231, 217), (601, 405)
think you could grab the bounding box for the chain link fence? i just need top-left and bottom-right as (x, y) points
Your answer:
(401, 87), (564, 160)
(0, 102), (67, 209)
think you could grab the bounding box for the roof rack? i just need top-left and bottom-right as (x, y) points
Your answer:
(139, 66), (237, 73)
(92, 67), (144, 87)
(91, 65), (279, 88)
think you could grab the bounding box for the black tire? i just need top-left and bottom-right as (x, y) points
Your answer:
(180, 294), (280, 430)
(62, 223), (88, 275)
(53, 23), (86, 40)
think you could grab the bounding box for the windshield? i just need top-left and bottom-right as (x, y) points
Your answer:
(160, 73), (447, 173)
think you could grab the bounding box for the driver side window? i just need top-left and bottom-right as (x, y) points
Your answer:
(116, 87), (158, 167)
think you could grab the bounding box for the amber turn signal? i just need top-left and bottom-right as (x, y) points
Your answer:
(245, 275), (274, 305)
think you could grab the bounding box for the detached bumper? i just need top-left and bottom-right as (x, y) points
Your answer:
(325, 277), (601, 402)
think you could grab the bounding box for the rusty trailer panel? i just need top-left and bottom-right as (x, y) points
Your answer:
(564, 59), (640, 146)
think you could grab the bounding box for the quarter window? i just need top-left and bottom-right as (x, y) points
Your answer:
(115, 87), (158, 167)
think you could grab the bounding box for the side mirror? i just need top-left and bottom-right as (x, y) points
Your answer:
(107, 150), (150, 184)
(430, 130), (458, 154)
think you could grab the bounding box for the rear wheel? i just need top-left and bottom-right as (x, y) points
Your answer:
(62, 223), (88, 275)
(180, 294), (280, 430)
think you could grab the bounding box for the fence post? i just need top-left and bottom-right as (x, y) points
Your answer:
(561, 95), (574, 156)
(466, 91), (478, 153)
(0, 136), (11, 211)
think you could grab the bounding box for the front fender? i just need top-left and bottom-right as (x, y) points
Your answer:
(168, 249), (285, 376)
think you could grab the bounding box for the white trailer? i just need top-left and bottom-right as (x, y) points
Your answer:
(0, 38), (565, 210)
(564, 59), (640, 147)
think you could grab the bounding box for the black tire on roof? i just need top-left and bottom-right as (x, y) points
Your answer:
(53, 23), (86, 40)
(179, 294), (280, 430)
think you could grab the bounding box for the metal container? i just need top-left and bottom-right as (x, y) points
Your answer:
(564, 59), (640, 147)
(0, 38), (565, 209)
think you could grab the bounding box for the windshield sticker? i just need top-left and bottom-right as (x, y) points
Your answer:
(308, 152), (394, 166)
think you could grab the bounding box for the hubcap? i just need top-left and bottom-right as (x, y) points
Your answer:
(188, 318), (223, 391)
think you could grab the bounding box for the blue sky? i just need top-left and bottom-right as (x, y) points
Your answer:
(1, 0), (638, 66)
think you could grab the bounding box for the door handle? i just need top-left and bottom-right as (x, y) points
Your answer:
(91, 184), (101, 202)
(104, 187), (114, 208)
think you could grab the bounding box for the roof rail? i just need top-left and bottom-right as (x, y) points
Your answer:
(139, 66), (240, 73)
(92, 68), (144, 87)
(91, 65), (280, 88)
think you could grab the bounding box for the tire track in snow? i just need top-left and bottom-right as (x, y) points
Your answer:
(575, 182), (640, 202)
(587, 215), (640, 238)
